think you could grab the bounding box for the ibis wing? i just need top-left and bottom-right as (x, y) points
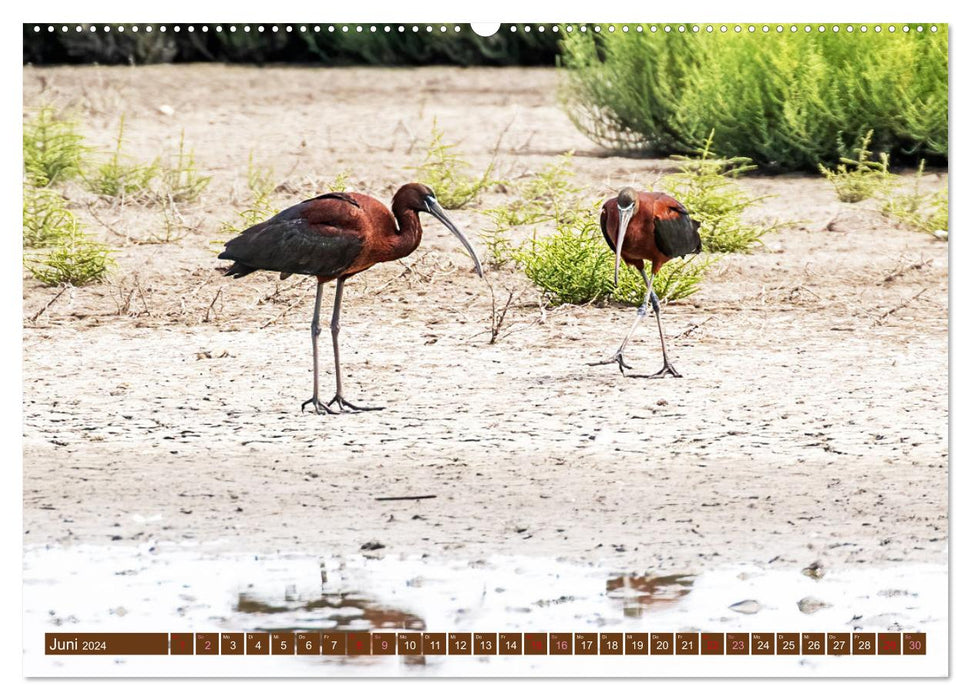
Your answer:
(653, 197), (702, 258)
(219, 194), (365, 279)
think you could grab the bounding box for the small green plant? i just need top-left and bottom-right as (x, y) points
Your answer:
(157, 130), (210, 203)
(514, 211), (711, 306)
(414, 120), (497, 209)
(23, 186), (80, 248)
(23, 105), (87, 187)
(487, 154), (582, 232)
(819, 131), (892, 203)
(662, 132), (786, 254)
(326, 170), (352, 192)
(84, 116), (159, 199)
(880, 161), (948, 238)
(25, 228), (114, 286)
(220, 155), (277, 235)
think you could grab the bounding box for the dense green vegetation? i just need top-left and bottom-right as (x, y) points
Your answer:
(560, 25), (948, 170)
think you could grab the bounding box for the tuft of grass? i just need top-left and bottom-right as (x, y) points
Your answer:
(662, 132), (787, 254)
(23, 186), (80, 248)
(819, 131), (892, 203)
(84, 115), (159, 200)
(413, 120), (497, 209)
(24, 227), (114, 286)
(23, 105), (87, 187)
(486, 154), (582, 232)
(156, 129), (210, 203)
(514, 211), (711, 306)
(326, 170), (352, 192)
(220, 155), (277, 235)
(880, 161), (948, 238)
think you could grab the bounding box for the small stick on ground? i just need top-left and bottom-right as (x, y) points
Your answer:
(488, 281), (516, 345)
(28, 284), (71, 324)
(873, 288), (928, 326)
(374, 495), (437, 502)
(203, 288), (222, 323)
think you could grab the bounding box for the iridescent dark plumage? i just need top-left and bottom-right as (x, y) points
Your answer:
(218, 183), (483, 414)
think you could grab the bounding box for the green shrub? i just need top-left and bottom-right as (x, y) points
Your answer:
(486, 154), (582, 232)
(156, 129), (210, 203)
(661, 132), (787, 253)
(23, 106), (87, 186)
(220, 155), (277, 235)
(880, 161), (948, 238)
(559, 25), (948, 170)
(413, 120), (497, 208)
(819, 130), (892, 203)
(25, 228), (114, 286)
(515, 212), (711, 306)
(84, 115), (159, 199)
(23, 186), (80, 248)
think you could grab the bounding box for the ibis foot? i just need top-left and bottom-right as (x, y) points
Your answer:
(301, 396), (339, 415)
(588, 352), (634, 374)
(628, 362), (683, 379)
(325, 394), (384, 413)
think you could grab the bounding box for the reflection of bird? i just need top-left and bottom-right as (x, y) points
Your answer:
(592, 187), (701, 378)
(218, 183), (483, 414)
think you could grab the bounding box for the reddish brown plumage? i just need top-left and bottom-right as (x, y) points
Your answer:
(600, 190), (701, 274)
(217, 182), (482, 414)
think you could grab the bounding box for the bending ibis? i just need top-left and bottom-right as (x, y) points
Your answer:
(592, 187), (701, 378)
(218, 183), (483, 414)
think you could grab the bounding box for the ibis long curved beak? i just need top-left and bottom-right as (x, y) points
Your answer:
(426, 197), (484, 278)
(614, 205), (634, 286)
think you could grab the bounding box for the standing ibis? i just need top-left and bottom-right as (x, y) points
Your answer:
(592, 187), (702, 378)
(218, 183), (483, 414)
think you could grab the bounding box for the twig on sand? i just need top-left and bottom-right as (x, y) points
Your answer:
(673, 315), (714, 339)
(28, 284), (71, 323)
(260, 288), (310, 328)
(488, 281), (516, 344)
(374, 495), (437, 502)
(873, 288), (928, 326)
(204, 288), (222, 323)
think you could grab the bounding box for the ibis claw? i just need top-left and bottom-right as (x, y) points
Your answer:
(302, 396), (339, 415)
(325, 395), (384, 413)
(588, 352), (634, 374)
(628, 362), (683, 380)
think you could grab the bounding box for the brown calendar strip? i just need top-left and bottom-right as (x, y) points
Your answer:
(43, 632), (927, 656)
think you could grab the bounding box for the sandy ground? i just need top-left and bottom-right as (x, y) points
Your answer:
(23, 65), (948, 578)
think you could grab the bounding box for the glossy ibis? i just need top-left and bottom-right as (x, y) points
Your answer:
(592, 187), (701, 378)
(218, 183), (483, 413)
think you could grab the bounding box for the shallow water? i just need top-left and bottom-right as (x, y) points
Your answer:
(23, 543), (947, 676)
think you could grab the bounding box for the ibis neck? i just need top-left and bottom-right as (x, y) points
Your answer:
(391, 205), (423, 260)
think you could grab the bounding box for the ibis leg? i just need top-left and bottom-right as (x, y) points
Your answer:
(628, 269), (682, 379)
(301, 281), (337, 414)
(589, 269), (655, 375)
(325, 278), (383, 413)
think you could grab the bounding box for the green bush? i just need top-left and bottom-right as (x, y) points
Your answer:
(560, 25), (948, 170)
(23, 186), (80, 248)
(515, 212), (712, 306)
(156, 130), (210, 203)
(818, 130), (892, 203)
(220, 154), (277, 235)
(880, 161), (948, 238)
(413, 120), (497, 209)
(84, 116), (159, 199)
(486, 154), (581, 231)
(25, 228), (114, 286)
(661, 133), (788, 253)
(23, 106), (87, 187)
